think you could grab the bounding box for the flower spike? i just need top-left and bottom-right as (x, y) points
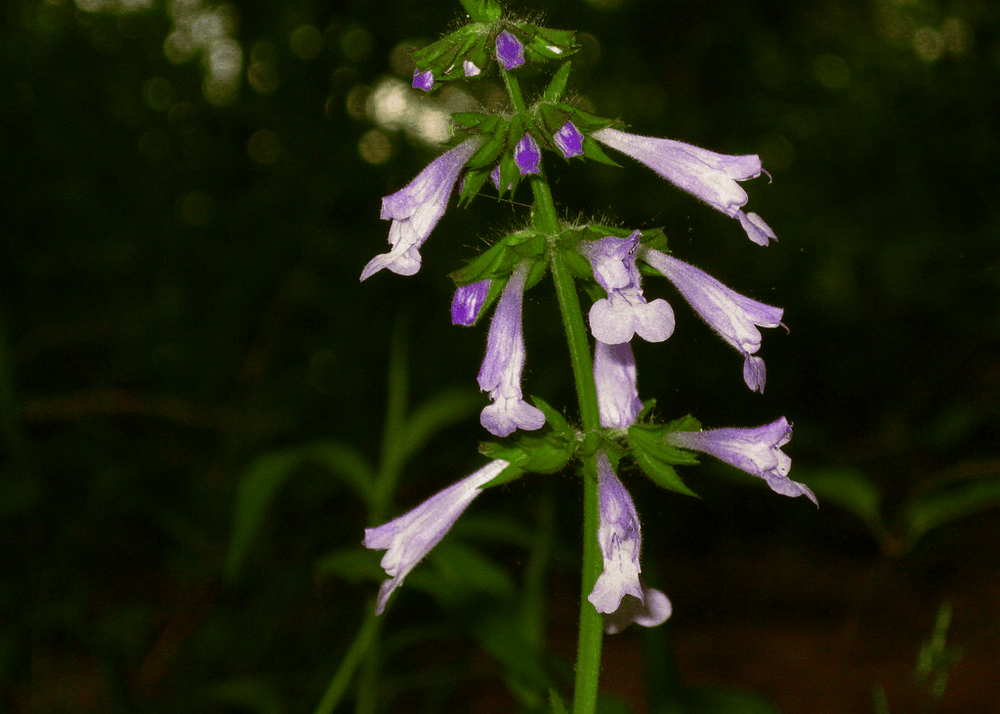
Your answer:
(581, 231), (675, 345)
(665, 418), (817, 504)
(591, 127), (777, 245)
(364, 459), (510, 615)
(640, 248), (783, 393)
(478, 261), (545, 437)
(588, 452), (672, 634)
(362, 137), (483, 281)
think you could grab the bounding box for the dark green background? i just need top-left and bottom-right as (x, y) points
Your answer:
(3, 0), (998, 711)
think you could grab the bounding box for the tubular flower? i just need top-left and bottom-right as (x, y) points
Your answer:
(514, 133), (541, 175)
(495, 30), (525, 69)
(591, 127), (777, 246)
(477, 262), (545, 437)
(452, 279), (491, 326)
(640, 247), (783, 393)
(581, 231), (675, 345)
(364, 459), (510, 615)
(554, 121), (584, 158)
(665, 417), (817, 505)
(362, 137), (484, 281)
(594, 340), (643, 429)
(588, 452), (672, 634)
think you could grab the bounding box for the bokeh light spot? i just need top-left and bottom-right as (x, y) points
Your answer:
(912, 27), (944, 62)
(340, 25), (373, 64)
(176, 191), (215, 226)
(290, 24), (322, 60)
(358, 128), (393, 166)
(813, 54), (850, 90)
(247, 129), (281, 165)
(143, 77), (174, 111)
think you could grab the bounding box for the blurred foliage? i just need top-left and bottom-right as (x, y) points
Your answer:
(2, 0), (999, 712)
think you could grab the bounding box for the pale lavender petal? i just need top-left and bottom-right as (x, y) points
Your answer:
(463, 60), (481, 77)
(412, 69), (434, 91)
(603, 585), (672, 635)
(594, 340), (643, 429)
(665, 418), (817, 505)
(554, 121), (584, 158)
(362, 137), (482, 281)
(588, 452), (670, 633)
(592, 127), (775, 244)
(514, 133), (541, 176)
(495, 30), (525, 70)
(452, 279), (491, 326)
(640, 248), (783, 393)
(582, 232), (675, 345)
(477, 262), (545, 437)
(588, 453), (644, 614)
(739, 211), (777, 246)
(364, 459), (510, 614)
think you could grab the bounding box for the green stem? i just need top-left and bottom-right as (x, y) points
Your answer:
(530, 175), (604, 714)
(502, 69), (527, 114)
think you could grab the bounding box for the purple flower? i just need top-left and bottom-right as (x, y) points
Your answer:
(452, 279), (491, 326)
(463, 60), (481, 77)
(594, 340), (642, 429)
(665, 417), (817, 504)
(478, 262), (545, 437)
(514, 133), (541, 176)
(495, 30), (525, 70)
(640, 248), (783, 393)
(554, 121), (584, 158)
(581, 231), (675, 345)
(588, 452), (672, 634)
(364, 459), (510, 615)
(591, 127), (777, 246)
(362, 137), (483, 281)
(412, 69), (435, 91)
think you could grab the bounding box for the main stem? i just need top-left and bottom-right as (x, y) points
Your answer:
(531, 177), (604, 714)
(504, 67), (603, 713)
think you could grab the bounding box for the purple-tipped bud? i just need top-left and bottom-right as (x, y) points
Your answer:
(588, 452), (672, 634)
(364, 459), (510, 614)
(554, 121), (584, 158)
(665, 418), (817, 505)
(495, 30), (525, 70)
(463, 60), (481, 77)
(514, 133), (541, 176)
(412, 69), (434, 91)
(452, 279), (491, 326)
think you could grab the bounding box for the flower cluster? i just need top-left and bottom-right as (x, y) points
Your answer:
(360, 7), (815, 631)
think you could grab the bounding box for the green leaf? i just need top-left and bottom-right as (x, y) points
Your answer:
(901, 477), (1000, 551)
(419, 539), (515, 602)
(542, 62), (572, 103)
(583, 136), (621, 166)
(225, 450), (307, 584)
(549, 689), (569, 714)
(801, 468), (885, 538)
(460, 0), (503, 23)
(628, 424), (700, 497)
(314, 547), (385, 584)
(390, 388), (482, 472)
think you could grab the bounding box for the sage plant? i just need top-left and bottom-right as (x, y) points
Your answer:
(361, 0), (815, 709)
